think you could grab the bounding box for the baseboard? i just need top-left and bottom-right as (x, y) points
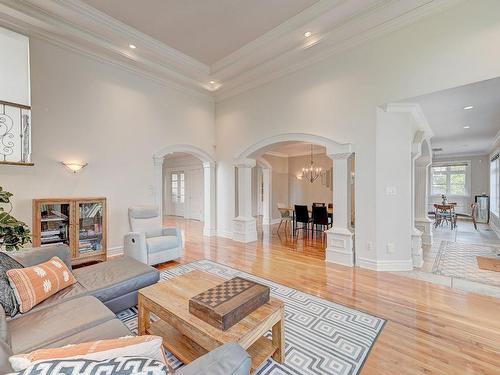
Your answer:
(490, 219), (500, 238)
(270, 218), (281, 225)
(217, 229), (233, 239)
(107, 246), (124, 257)
(357, 257), (413, 271)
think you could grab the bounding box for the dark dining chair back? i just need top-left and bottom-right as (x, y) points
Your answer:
(295, 205), (310, 223)
(328, 203), (333, 209)
(312, 206), (329, 226)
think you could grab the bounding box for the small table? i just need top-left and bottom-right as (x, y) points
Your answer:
(138, 270), (285, 373)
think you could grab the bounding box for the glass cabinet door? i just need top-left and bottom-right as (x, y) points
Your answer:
(78, 201), (104, 257)
(39, 203), (71, 246)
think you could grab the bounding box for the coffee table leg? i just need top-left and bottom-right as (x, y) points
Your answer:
(138, 298), (150, 335)
(272, 315), (285, 364)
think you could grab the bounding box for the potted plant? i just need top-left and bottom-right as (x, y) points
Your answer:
(0, 186), (31, 251)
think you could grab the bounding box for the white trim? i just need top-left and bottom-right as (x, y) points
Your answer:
(357, 257), (413, 271)
(154, 144), (215, 163)
(490, 218), (500, 238)
(107, 246), (124, 257)
(217, 229), (233, 239)
(270, 218), (282, 225)
(0, 0), (459, 100)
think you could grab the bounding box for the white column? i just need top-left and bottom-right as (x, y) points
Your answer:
(410, 155), (423, 268)
(261, 168), (271, 226)
(203, 161), (217, 236)
(233, 158), (258, 242)
(415, 160), (433, 246)
(153, 156), (164, 216)
(325, 153), (355, 266)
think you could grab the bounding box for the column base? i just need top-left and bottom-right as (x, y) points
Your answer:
(411, 227), (423, 268)
(415, 217), (433, 246)
(232, 216), (258, 243)
(203, 226), (217, 237)
(325, 227), (354, 267)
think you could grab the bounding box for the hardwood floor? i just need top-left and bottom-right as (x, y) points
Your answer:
(160, 216), (500, 375)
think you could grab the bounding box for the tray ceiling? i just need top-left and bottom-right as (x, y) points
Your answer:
(81, 0), (319, 65)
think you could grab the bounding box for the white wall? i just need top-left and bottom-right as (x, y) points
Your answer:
(262, 155), (289, 221)
(1, 37), (215, 251)
(429, 155), (490, 215)
(288, 153), (332, 208)
(215, 0), (500, 269)
(0, 26), (30, 105)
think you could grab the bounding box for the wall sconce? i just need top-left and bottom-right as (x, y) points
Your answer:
(61, 161), (87, 173)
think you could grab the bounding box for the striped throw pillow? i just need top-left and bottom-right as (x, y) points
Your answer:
(6, 256), (76, 313)
(9, 335), (166, 371)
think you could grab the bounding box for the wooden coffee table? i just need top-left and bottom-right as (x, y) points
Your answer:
(138, 270), (285, 373)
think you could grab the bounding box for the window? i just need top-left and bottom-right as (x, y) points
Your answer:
(171, 171), (185, 203)
(0, 26), (31, 165)
(430, 162), (470, 196)
(491, 154), (499, 216)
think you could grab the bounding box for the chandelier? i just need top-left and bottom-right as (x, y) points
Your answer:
(300, 144), (325, 183)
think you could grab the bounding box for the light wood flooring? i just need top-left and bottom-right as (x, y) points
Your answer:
(159, 216), (500, 375)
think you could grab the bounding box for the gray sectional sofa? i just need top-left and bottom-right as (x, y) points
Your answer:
(0, 245), (251, 374)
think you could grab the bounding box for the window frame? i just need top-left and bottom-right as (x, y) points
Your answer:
(429, 160), (471, 198)
(170, 171), (185, 204)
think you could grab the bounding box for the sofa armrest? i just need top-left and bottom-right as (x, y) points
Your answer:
(9, 244), (72, 269)
(176, 343), (251, 375)
(123, 232), (148, 264)
(162, 227), (182, 248)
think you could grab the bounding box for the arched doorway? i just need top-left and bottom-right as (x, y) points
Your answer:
(233, 133), (356, 266)
(153, 144), (216, 237)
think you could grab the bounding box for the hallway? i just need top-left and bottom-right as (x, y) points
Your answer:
(394, 219), (500, 297)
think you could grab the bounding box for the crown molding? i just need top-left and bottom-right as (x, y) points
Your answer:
(0, 0), (461, 101)
(214, 0), (460, 101)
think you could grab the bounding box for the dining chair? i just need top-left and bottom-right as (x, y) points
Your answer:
(311, 206), (330, 239)
(433, 204), (456, 229)
(294, 205), (311, 237)
(312, 202), (326, 207)
(276, 205), (292, 234)
(328, 203), (333, 209)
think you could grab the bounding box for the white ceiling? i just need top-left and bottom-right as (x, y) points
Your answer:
(81, 0), (319, 65)
(0, 0), (455, 99)
(407, 77), (500, 157)
(265, 142), (326, 157)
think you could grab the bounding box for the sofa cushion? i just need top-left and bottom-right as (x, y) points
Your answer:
(10, 245), (72, 270)
(0, 253), (23, 317)
(47, 319), (131, 348)
(146, 236), (179, 253)
(0, 305), (13, 373)
(8, 296), (114, 353)
(7, 257), (77, 314)
(72, 256), (159, 303)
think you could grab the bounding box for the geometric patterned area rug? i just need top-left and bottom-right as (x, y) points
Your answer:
(432, 241), (500, 287)
(117, 259), (386, 375)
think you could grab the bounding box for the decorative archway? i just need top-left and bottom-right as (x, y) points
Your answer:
(233, 133), (356, 267)
(153, 144), (216, 237)
(256, 157), (272, 226)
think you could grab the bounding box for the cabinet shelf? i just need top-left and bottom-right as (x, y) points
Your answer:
(33, 198), (107, 265)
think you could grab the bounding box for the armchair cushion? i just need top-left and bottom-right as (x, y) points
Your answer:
(146, 236), (180, 253)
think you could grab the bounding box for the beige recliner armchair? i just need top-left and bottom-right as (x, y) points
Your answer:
(124, 206), (182, 265)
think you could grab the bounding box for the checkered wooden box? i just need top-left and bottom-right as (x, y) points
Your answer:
(189, 277), (270, 331)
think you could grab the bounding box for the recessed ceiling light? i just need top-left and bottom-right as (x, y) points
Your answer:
(463, 105), (474, 110)
(129, 44), (137, 49)
(304, 31), (312, 38)
(463, 125), (470, 129)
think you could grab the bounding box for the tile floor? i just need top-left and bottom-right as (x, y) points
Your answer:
(393, 219), (500, 297)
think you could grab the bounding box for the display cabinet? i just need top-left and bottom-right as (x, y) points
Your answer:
(32, 198), (107, 265)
